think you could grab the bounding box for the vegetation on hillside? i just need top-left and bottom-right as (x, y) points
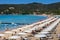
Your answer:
(0, 2), (60, 15)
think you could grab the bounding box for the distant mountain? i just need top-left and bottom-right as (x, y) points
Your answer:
(0, 2), (60, 15)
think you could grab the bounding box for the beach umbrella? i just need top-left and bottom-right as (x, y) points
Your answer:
(0, 34), (5, 36)
(11, 29), (20, 34)
(34, 34), (46, 38)
(34, 34), (47, 40)
(24, 30), (31, 33)
(17, 32), (26, 35)
(8, 36), (21, 40)
(17, 32), (27, 37)
(17, 28), (24, 32)
(4, 31), (15, 39)
(0, 34), (5, 39)
(39, 32), (49, 35)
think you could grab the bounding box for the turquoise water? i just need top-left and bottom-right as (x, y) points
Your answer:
(0, 15), (47, 31)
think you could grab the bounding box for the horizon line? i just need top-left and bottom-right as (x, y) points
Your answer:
(0, 2), (60, 4)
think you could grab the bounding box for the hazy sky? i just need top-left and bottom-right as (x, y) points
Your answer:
(0, 0), (60, 4)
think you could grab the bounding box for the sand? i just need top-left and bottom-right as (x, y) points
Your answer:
(47, 23), (60, 40)
(30, 21), (60, 40)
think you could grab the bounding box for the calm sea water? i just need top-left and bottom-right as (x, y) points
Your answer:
(0, 15), (47, 31)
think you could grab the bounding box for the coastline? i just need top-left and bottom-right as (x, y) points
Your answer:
(0, 15), (50, 33)
(0, 16), (60, 40)
(0, 15), (48, 33)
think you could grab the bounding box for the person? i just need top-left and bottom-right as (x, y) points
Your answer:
(15, 32), (16, 34)
(0, 36), (2, 40)
(21, 36), (24, 40)
(5, 27), (9, 31)
(57, 34), (60, 40)
(20, 29), (21, 31)
(3, 37), (6, 40)
(23, 37), (28, 40)
(31, 30), (36, 34)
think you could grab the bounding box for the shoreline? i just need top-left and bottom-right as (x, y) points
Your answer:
(0, 16), (51, 33)
(0, 25), (27, 33)
(0, 15), (48, 33)
(0, 16), (59, 40)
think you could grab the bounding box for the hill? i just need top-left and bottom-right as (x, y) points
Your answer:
(0, 2), (60, 15)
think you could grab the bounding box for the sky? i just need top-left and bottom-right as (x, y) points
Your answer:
(0, 0), (60, 4)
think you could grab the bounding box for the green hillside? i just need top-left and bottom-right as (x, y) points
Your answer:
(0, 2), (60, 15)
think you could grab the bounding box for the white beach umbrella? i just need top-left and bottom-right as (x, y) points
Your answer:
(4, 31), (14, 34)
(24, 30), (31, 33)
(17, 32), (26, 35)
(9, 36), (20, 39)
(39, 32), (49, 35)
(0, 34), (5, 36)
(34, 34), (46, 38)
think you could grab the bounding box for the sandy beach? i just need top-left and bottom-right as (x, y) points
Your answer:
(50, 23), (60, 40)
(0, 0), (60, 40)
(0, 17), (60, 40)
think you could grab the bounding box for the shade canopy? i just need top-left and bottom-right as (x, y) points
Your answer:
(4, 31), (14, 34)
(17, 32), (26, 35)
(9, 36), (20, 39)
(39, 32), (49, 34)
(42, 19), (60, 32)
(24, 30), (31, 33)
(0, 34), (5, 36)
(35, 34), (46, 38)
(12, 29), (18, 31)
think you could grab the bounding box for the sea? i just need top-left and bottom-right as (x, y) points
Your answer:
(0, 15), (47, 31)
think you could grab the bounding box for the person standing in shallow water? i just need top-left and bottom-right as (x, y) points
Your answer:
(5, 27), (9, 31)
